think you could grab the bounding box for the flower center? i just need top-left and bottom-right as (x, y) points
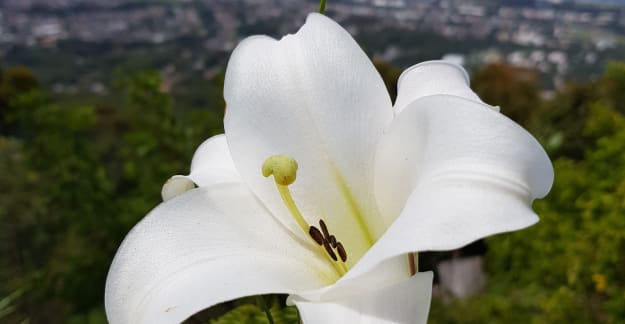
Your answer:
(262, 155), (348, 276)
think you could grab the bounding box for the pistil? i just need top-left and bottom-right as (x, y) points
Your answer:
(263, 155), (348, 276)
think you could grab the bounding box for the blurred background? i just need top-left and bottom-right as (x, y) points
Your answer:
(1, 0), (625, 323)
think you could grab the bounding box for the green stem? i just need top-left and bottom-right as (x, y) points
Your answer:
(319, 0), (327, 14)
(256, 295), (275, 324)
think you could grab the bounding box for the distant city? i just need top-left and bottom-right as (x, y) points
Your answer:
(2, 0), (625, 94)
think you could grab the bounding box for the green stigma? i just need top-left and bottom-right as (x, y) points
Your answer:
(262, 155), (298, 185)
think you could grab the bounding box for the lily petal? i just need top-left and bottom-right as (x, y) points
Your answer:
(393, 61), (484, 114)
(224, 13), (393, 262)
(295, 255), (410, 302)
(105, 184), (336, 324)
(355, 94), (553, 279)
(292, 272), (433, 324)
(188, 134), (242, 186)
(161, 134), (242, 201)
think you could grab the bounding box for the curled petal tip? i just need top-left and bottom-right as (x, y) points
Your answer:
(161, 175), (195, 201)
(395, 60), (483, 113)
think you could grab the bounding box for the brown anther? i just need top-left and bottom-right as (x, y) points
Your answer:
(308, 226), (324, 246)
(329, 235), (337, 248)
(323, 239), (337, 261)
(336, 242), (347, 262)
(319, 219), (330, 239)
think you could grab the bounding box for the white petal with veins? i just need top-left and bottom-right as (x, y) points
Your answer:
(349, 94), (553, 279)
(105, 184), (335, 324)
(293, 272), (433, 324)
(224, 13), (393, 263)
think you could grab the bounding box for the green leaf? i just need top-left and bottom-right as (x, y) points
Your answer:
(210, 298), (299, 324)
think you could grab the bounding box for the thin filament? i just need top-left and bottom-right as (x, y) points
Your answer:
(276, 183), (346, 276)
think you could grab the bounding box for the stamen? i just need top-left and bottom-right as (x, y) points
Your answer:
(319, 219), (330, 239)
(323, 240), (338, 261)
(308, 226), (324, 246)
(336, 242), (347, 262)
(329, 235), (337, 248)
(262, 155), (346, 276)
(317, 217), (348, 265)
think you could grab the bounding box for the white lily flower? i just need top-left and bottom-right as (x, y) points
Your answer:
(105, 13), (553, 324)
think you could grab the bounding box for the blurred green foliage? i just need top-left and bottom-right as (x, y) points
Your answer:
(0, 66), (224, 323)
(1, 60), (625, 323)
(209, 297), (299, 324)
